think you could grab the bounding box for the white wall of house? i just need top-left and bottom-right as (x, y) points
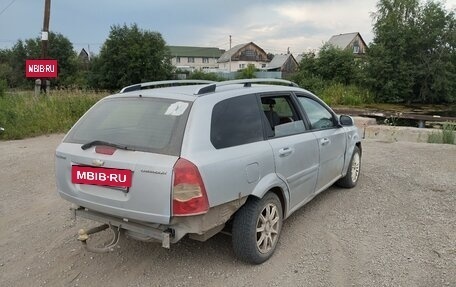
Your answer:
(219, 61), (269, 72)
(171, 56), (219, 70)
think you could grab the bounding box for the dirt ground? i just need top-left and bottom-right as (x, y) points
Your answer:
(0, 134), (455, 287)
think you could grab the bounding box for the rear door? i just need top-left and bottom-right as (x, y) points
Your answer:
(56, 97), (191, 224)
(260, 94), (320, 211)
(296, 95), (347, 192)
(190, 93), (274, 208)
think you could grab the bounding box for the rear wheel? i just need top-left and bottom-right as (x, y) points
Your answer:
(337, 146), (361, 188)
(232, 193), (283, 264)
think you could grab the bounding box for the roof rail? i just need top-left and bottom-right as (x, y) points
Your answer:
(194, 78), (299, 95)
(120, 80), (216, 93)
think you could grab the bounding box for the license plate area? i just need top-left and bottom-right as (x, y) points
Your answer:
(72, 165), (132, 189)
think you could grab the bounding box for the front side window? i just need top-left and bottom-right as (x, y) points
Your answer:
(211, 95), (263, 149)
(298, 97), (335, 130)
(188, 57), (195, 63)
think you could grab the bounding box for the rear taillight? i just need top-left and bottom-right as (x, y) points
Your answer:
(172, 158), (209, 216)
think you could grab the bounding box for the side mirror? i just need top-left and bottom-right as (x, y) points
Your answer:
(339, 115), (354, 126)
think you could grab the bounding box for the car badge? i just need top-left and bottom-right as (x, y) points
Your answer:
(92, 159), (104, 167)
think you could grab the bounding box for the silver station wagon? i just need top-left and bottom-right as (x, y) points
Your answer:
(55, 79), (362, 264)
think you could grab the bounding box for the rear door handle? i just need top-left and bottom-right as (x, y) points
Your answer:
(278, 147), (293, 157)
(320, 138), (330, 145)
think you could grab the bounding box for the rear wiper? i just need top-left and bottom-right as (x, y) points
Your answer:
(81, 140), (133, 151)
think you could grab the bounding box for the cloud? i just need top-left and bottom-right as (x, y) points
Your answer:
(6, 0), (455, 55)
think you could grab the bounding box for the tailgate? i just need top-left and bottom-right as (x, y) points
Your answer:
(56, 143), (177, 224)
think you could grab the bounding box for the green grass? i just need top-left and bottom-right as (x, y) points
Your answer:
(319, 83), (374, 106)
(0, 90), (106, 140)
(442, 123), (456, 144)
(1, 88), (454, 142)
(427, 123), (456, 144)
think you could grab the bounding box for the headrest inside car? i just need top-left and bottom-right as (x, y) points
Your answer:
(262, 98), (276, 105)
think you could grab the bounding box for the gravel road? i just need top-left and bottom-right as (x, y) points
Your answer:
(0, 134), (455, 287)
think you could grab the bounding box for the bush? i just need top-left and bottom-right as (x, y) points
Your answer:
(318, 83), (374, 106)
(187, 70), (225, 81)
(0, 79), (6, 98)
(442, 123), (456, 144)
(290, 73), (326, 95)
(237, 64), (257, 79)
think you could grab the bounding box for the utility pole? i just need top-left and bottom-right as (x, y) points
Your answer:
(40, 0), (51, 93)
(229, 35), (232, 73)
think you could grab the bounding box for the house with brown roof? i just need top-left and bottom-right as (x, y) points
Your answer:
(327, 32), (367, 55)
(217, 42), (270, 72)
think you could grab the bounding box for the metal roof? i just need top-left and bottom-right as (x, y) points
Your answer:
(327, 32), (360, 49)
(217, 43), (248, 63)
(217, 42), (269, 63)
(266, 54), (297, 70)
(168, 46), (225, 58)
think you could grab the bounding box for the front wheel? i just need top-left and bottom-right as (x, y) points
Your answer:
(337, 145), (361, 188)
(232, 193), (283, 264)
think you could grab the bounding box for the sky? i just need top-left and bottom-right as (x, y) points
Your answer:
(1, 0), (455, 55)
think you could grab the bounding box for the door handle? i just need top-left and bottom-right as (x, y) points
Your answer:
(278, 147), (293, 157)
(320, 138), (330, 145)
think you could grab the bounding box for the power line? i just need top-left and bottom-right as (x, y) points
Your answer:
(0, 0), (18, 17)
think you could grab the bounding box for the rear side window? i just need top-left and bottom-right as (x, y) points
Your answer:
(211, 94), (263, 149)
(261, 95), (306, 137)
(64, 97), (191, 156)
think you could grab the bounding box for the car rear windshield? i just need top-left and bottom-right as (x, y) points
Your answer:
(64, 97), (191, 156)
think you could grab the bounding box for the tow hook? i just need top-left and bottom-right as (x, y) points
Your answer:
(77, 223), (121, 253)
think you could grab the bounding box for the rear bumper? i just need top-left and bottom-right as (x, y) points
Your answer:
(73, 207), (173, 248)
(71, 197), (247, 248)
(59, 190), (170, 224)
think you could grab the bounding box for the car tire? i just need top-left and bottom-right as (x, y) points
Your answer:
(336, 146), (361, 188)
(231, 192), (283, 264)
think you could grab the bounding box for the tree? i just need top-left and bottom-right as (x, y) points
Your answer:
(292, 45), (362, 93)
(368, 0), (455, 103)
(413, 1), (456, 103)
(91, 24), (172, 90)
(0, 33), (78, 88)
(297, 51), (318, 76)
(291, 51), (324, 93)
(3, 41), (28, 88)
(316, 44), (360, 85)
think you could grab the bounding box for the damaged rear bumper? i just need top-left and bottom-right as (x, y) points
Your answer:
(73, 207), (173, 249)
(71, 197), (247, 251)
